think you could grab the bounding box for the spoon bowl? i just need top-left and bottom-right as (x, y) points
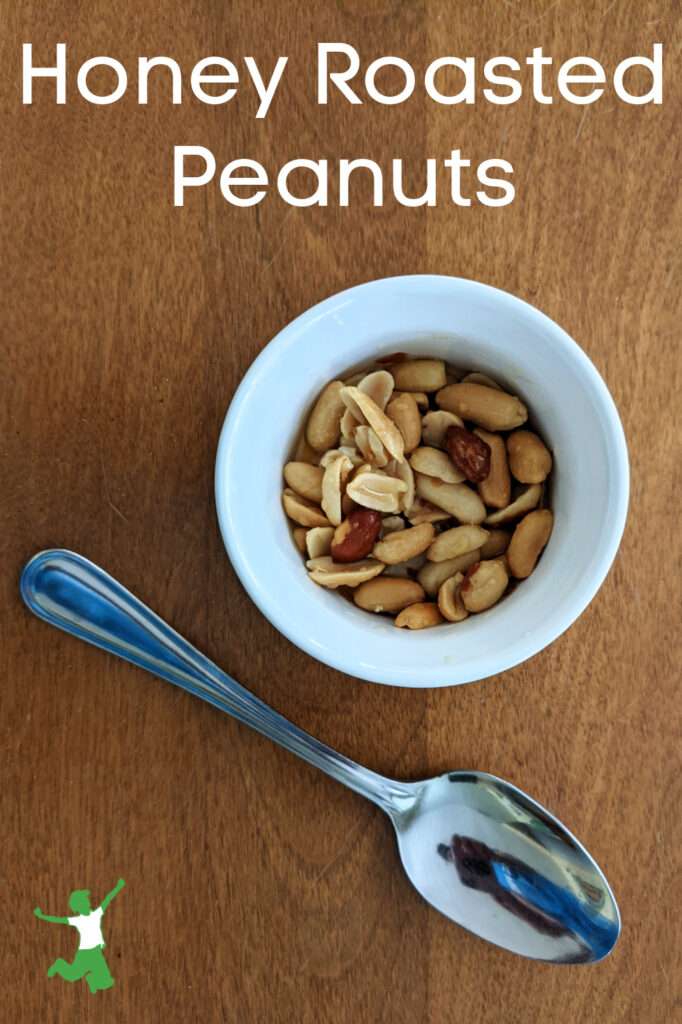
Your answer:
(392, 772), (619, 962)
(20, 549), (620, 963)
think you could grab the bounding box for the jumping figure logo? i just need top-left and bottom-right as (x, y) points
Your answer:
(34, 879), (125, 993)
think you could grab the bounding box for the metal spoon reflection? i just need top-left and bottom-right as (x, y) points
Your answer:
(20, 550), (620, 963)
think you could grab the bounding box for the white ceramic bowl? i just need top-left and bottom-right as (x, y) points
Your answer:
(215, 276), (629, 687)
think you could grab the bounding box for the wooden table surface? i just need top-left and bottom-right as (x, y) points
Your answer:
(2, 2), (680, 1021)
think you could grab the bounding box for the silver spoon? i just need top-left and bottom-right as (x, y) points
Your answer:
(21, 549), (620, 963)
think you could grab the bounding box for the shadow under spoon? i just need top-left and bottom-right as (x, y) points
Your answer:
(20, 549), (620, 964)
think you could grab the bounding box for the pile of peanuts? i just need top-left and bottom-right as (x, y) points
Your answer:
(282, 356), (553, 629)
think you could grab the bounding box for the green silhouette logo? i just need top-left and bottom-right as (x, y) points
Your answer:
(34, 879), (125, 993)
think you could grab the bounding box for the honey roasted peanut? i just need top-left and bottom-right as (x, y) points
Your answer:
(461, 559), (509, 612)
(286, 354), (553, 629)
(306, 381), (346, 451)
(373, 522), (434, 564)
(507, 430), (553, 484)
(283, 462), (324, 504)
(445, 425), (491, 483)
(354, 577), (425, 614)
(427, 524), (488, 562)
(386, 393), (422, 452)
(330, 509), (383, 563)
(394, 602), (444, 629)
(436, 382), (528, 432)
(474, 428), (511, 509)
(507, 509), (554, 578)
(438, 572), (468, 623)
(390, 359), (446, 393)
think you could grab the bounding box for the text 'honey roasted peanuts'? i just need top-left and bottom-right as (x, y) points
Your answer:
(354, 577), (425, 614)
(373, 522), (434, 565)
(484, 483), (542, 525)
(461, 560), (509, 612)
(346, 467), (408, 514)
(417, 548), (481, 597)
(427, 524), (488, 562)
(445, 425), (491, 483)
(305, 380), (346, 452)
(415, 473), (487, 524)
(390, 359), (447, 394)
(421, 410), (464, 448)
(283, 462), (324, 504)
(436, 382), (528, 432)
(506, 430), (553, 484)
(306, 526), (335, 559)
(307, 556), (384, 589)
(409, 446), (465, 484)
(507, 509), (554, 578)
(330, 509), (383, 563)
(282, 489), (330, 528)
(386, 392), (422, 453)
(394, 602), (444, 629)
(474, 428), (511, 509)
(438, 572), (468, 622)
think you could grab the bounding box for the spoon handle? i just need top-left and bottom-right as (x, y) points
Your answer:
(20, 550), (408, 814)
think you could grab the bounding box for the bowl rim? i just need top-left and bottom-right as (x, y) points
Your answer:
(215, 274), (630, 687)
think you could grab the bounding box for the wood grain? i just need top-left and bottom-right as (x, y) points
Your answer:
(1, 1), (680, 1021)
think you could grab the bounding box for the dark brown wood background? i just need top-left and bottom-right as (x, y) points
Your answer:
(2, 1), (680, 1021)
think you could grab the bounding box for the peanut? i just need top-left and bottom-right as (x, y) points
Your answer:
(409, 446), (465, 484)
(283, 462), (324, 504)
(507, 509), (554, 578)
(386, 393), (422, 452)
(373, 522), (435, 564)
(436, 382), (528, 431)
(340, 386), (405, 461)
(307, 556), (384, 589)
(474, 427), (511, 509)
(479, 528), (510, 559)
(405, 497), (452, 526)
(507, 430), (552, 484)
(282, 489), (330, 528)
(306, 380), (346, 451)
(390, 359), (446, 393)
(292, 528), (308, 554)
(427, 525), (488, 562)
(461, 560), (509, 612)
(460, 371), (503, 390)
(306, 526), (335, 559)
(417, 549), (481, 597)
(380, 515), (405, 535)
(445, 425), (491, 483)
(394, 390), (429, 410)
(415, 473), (487, 524)
(356, 369), (394, 410)
(387, 457), (415, 511)
(354, 425), (389, 468)
(394, 602), (444, 629)
(421, 410), (464, 448)
(438, 572), (468, 623)
(354, 577), (425, 614)
(330, 509), (383, 563)
(484, 483), (542, 525)
(321, 454), (354, 526)
(346, 467), (407, 514)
